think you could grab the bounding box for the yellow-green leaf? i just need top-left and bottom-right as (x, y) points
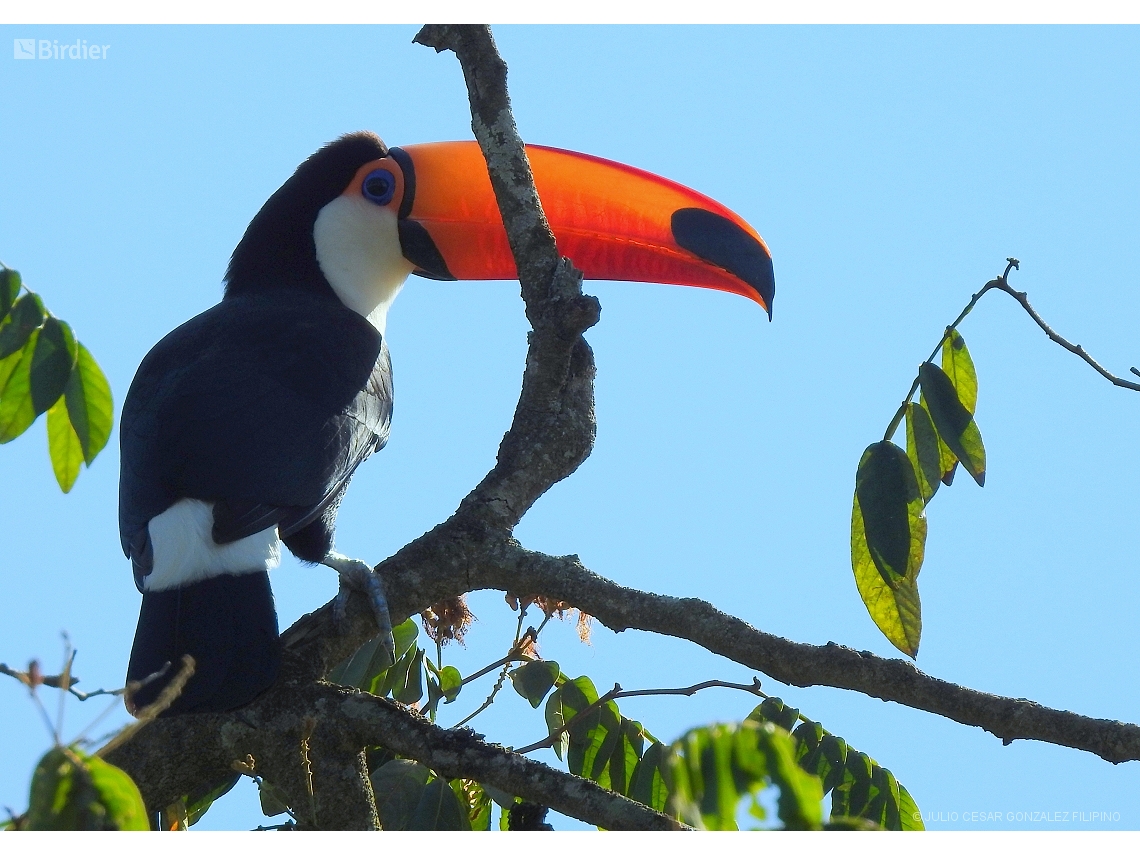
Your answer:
(852, 489), (923, 657)
(853, 441), (925, 587)
(898, 783), (925, 830)
(26, 747), (148, 830)
(47, 395), (84, 492)
(65, 342), (113, 463)
(919, 362), (986, 486)
(905, 402), (941, 505)
(942, 329), (977, 415)
(0, 329), (40, 443)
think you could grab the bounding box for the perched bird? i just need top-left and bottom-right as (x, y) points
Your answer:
(121, 132), (774, 715)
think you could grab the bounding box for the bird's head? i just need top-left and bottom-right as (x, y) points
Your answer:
(226, 131), (775, 333)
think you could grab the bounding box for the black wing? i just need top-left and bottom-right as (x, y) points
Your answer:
(119, 291), (392, 584)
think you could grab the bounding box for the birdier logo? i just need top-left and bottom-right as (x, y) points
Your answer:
(13, 38), (110, 60)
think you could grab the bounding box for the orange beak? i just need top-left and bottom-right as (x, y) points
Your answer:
(388, 142), (774, 317)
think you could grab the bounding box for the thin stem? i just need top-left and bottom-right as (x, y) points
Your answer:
(30, 687), (59, 745)
(56, 642), (76, 744)
(452, 616), (537, 727)
(990, 280), (1140, 392)
(884, 256), (1140, 442)
(882, 267), (1012, 442)
(453, 661), (513, 729)
(97, 656), (194, 758)
(515, 677), (764, 755)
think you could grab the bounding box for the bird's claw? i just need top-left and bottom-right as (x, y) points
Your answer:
(324, 553), (395, 662)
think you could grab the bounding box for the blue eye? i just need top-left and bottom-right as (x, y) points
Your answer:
(362, 168), (396, 205)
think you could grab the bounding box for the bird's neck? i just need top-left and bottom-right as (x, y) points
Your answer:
(313, 195), (413, 335)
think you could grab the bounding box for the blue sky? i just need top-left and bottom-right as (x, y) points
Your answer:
(1, 25), (1138, 830)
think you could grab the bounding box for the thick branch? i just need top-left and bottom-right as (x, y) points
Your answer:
(277, 532), (1140, 765)
(106, 682), (682, 830)
(414, 24), (601, 532)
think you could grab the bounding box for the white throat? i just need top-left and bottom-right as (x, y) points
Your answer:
(313, 195), (413, 335)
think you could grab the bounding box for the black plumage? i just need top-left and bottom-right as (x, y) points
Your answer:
(122, 133), (394, 714)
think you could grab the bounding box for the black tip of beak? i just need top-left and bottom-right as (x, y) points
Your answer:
(671, 208), (775, 318)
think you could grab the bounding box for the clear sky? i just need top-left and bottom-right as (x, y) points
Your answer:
(1, 25), (1138, 831)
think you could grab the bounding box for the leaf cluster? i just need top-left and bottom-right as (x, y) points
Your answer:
(0, 267), (112, 492)
(852, 327), (987, 655)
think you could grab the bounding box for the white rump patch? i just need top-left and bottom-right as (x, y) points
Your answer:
(142, 498), (281, 592)
(313, 194), (413, 335)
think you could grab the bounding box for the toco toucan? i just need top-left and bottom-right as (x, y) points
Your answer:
(121, 131), (774, 715)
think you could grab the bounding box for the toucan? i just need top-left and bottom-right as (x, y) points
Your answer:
(121, 131), (774, 716)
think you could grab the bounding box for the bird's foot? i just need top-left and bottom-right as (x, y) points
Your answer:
(323, 552), (395, 663)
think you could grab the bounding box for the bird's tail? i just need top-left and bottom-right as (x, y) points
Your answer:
(126, 571), (281, 716)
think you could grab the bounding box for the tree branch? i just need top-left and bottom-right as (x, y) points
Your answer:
(281, 537), (1140, 766)
(103, 24), (1140, 832)
(106, 682), (684, 830)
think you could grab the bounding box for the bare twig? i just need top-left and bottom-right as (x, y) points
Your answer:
(885, 258), (1140, 440)
(515, 678), (764, 754)
(98, 655), (194, 757)
(990, 280), (1140, 392)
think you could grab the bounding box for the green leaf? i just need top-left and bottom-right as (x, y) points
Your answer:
(818, 735), (849, 794)
(393, 647), (425, 705)
(371, 759), (430, 831)
(424, 673), (443, 720)
(64, 342), (113, 464)
(854, 441), (925, 586)
(438, 665), (462, 702)
(0, 346), (23, 395)
(455, 779), (492, 831)
(836, 750), (874, 818)
(898, 783), (925, 830)
(0, 268), (21, 321)
(410, 777), (471, 830)
(606, 718), (646, 797)
(509, 659), (560, 708)
(0, 329), (40, 443)
(750, 696), (800, 732)
(375, 643), (415, 698)
(327, 617), (418, 690)
(0, 293), (44, 359)
(47, 394), (84, 492)
(665, 724), (727, 829)
(919, 361), (986, 487)
(27, 747), (148, 830)
(791, 720), (823, 766)
(666, 721), (823, 831)
(905, 402), (941, 504)
(545, 676), (597, 761)
(942, 329), (978, 415)
(628, 741), (669, 813)
(30, 317), (77, 416)
(258, 783), (290, 818)
(753, 696), (923, 830)
(578, 700), (622, 786)
(184, 773), (240, 827)
(748, 721), (824, 830)
(851, 441), (925, 656)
